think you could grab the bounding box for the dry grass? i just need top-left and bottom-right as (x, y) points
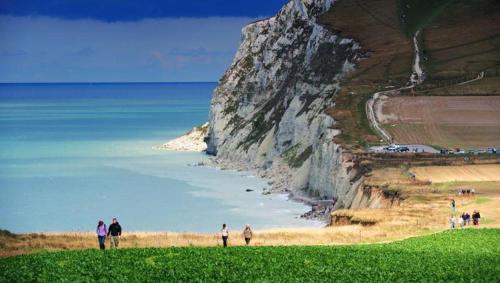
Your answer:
(412, 164), (500, 183)
(0, 223), (443, 257)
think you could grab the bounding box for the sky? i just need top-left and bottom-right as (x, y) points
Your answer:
(0, 0), (287, 83)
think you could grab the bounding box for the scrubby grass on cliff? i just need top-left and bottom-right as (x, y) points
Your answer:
(399, 0), (453, 37)
(1, 229), (499, 282)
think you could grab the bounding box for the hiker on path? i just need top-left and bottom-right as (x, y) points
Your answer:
(107, 217), (122, 249)
(243, 224), (253, 246)
(96, 220), (107, 250)
(221, 224), (229, 247)
(465, 212), (471, 225)
(461, 213), (468, 226)
(449, 216), (456, 230)
(458, 215), (464, 228)
(472, 210), (481, 225)
(450, 199), (456, 214)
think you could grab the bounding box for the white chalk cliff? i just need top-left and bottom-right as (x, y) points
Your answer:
(205, 0), (365, 209)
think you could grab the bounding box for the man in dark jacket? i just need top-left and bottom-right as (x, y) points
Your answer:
(107, 218), (122, 249)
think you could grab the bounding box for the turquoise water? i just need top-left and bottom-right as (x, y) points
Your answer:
(0, 83), (319, 233)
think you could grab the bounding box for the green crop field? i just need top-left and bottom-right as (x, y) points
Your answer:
(1, 229), (499, 282)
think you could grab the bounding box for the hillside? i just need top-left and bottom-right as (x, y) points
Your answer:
(322, 0), (500, 148)
(1, 229), (499, 282)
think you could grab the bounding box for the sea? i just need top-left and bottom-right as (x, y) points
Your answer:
(0, 83), (321, 233)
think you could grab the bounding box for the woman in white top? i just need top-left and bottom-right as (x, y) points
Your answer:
(221, 224), (229, 247)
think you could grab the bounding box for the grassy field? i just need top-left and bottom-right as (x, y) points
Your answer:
(378, 95), (500, 148)
(0, 229), (498, 282)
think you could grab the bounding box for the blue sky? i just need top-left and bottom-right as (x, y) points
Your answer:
(0, 0), (287, 82)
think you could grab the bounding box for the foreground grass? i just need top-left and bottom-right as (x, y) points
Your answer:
(0, 229), (498, 282)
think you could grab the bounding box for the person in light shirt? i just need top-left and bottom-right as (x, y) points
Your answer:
(221, 224), (229, 247)
(243, 224), (253, 245)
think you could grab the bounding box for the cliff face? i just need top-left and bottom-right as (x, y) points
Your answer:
(206, 0), (363, 207)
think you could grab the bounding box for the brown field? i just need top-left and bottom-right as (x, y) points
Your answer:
(379, 96), (500, 148)
(411, 164), (500, 183)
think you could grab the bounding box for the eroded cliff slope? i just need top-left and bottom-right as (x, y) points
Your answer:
(205, 0), (366, 207)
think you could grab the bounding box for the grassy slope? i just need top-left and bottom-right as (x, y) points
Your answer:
(399, 0), (454, 37)
(320, 0), (413, 149)
(0, 229), (498, 282)
(320, 0), (500, 149)
(420, 0), (500, 80)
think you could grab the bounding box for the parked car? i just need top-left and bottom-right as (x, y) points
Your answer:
(397, 147), (410, 152)
(383, 144), (399, 152)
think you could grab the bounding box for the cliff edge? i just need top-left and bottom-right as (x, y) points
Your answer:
(205, 0), (365, 209)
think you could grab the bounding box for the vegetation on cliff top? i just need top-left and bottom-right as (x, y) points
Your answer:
(1, 229), (498, 282)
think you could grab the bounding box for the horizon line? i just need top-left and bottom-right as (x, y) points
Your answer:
(0, 81), (218, 84)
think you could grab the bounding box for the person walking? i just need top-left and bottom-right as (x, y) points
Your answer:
(458, 215), (464, 228)
(472, 210), (481, 225)
(107, 217), (122, 249)
(450, 199), (456, 214)
(465, 212), (471, 225)
(221, 224), (229, 247)
(243, 224), (253, 246)
(461, 213), (467, 226)
(96, 220), (107, 250)
(449, 216), (456, 230)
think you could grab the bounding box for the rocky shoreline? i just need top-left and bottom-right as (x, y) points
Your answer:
(191, 153), (333, 223)
(162, 125), (333, 223)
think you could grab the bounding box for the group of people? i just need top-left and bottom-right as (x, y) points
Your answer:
(449, 199), (481, 229)
(95, 220), (253, 249)
(96, 218), (122, 250)
(449, 211), (481, 229)
(457, 188), (475, 196)
(220, 223), (253, 247)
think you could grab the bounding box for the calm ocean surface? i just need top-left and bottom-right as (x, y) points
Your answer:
(0, 83), (320, 233)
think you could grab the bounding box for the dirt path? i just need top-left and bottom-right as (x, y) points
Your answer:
(366, 31), (424, 143)
(366, 30), (487, 145)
